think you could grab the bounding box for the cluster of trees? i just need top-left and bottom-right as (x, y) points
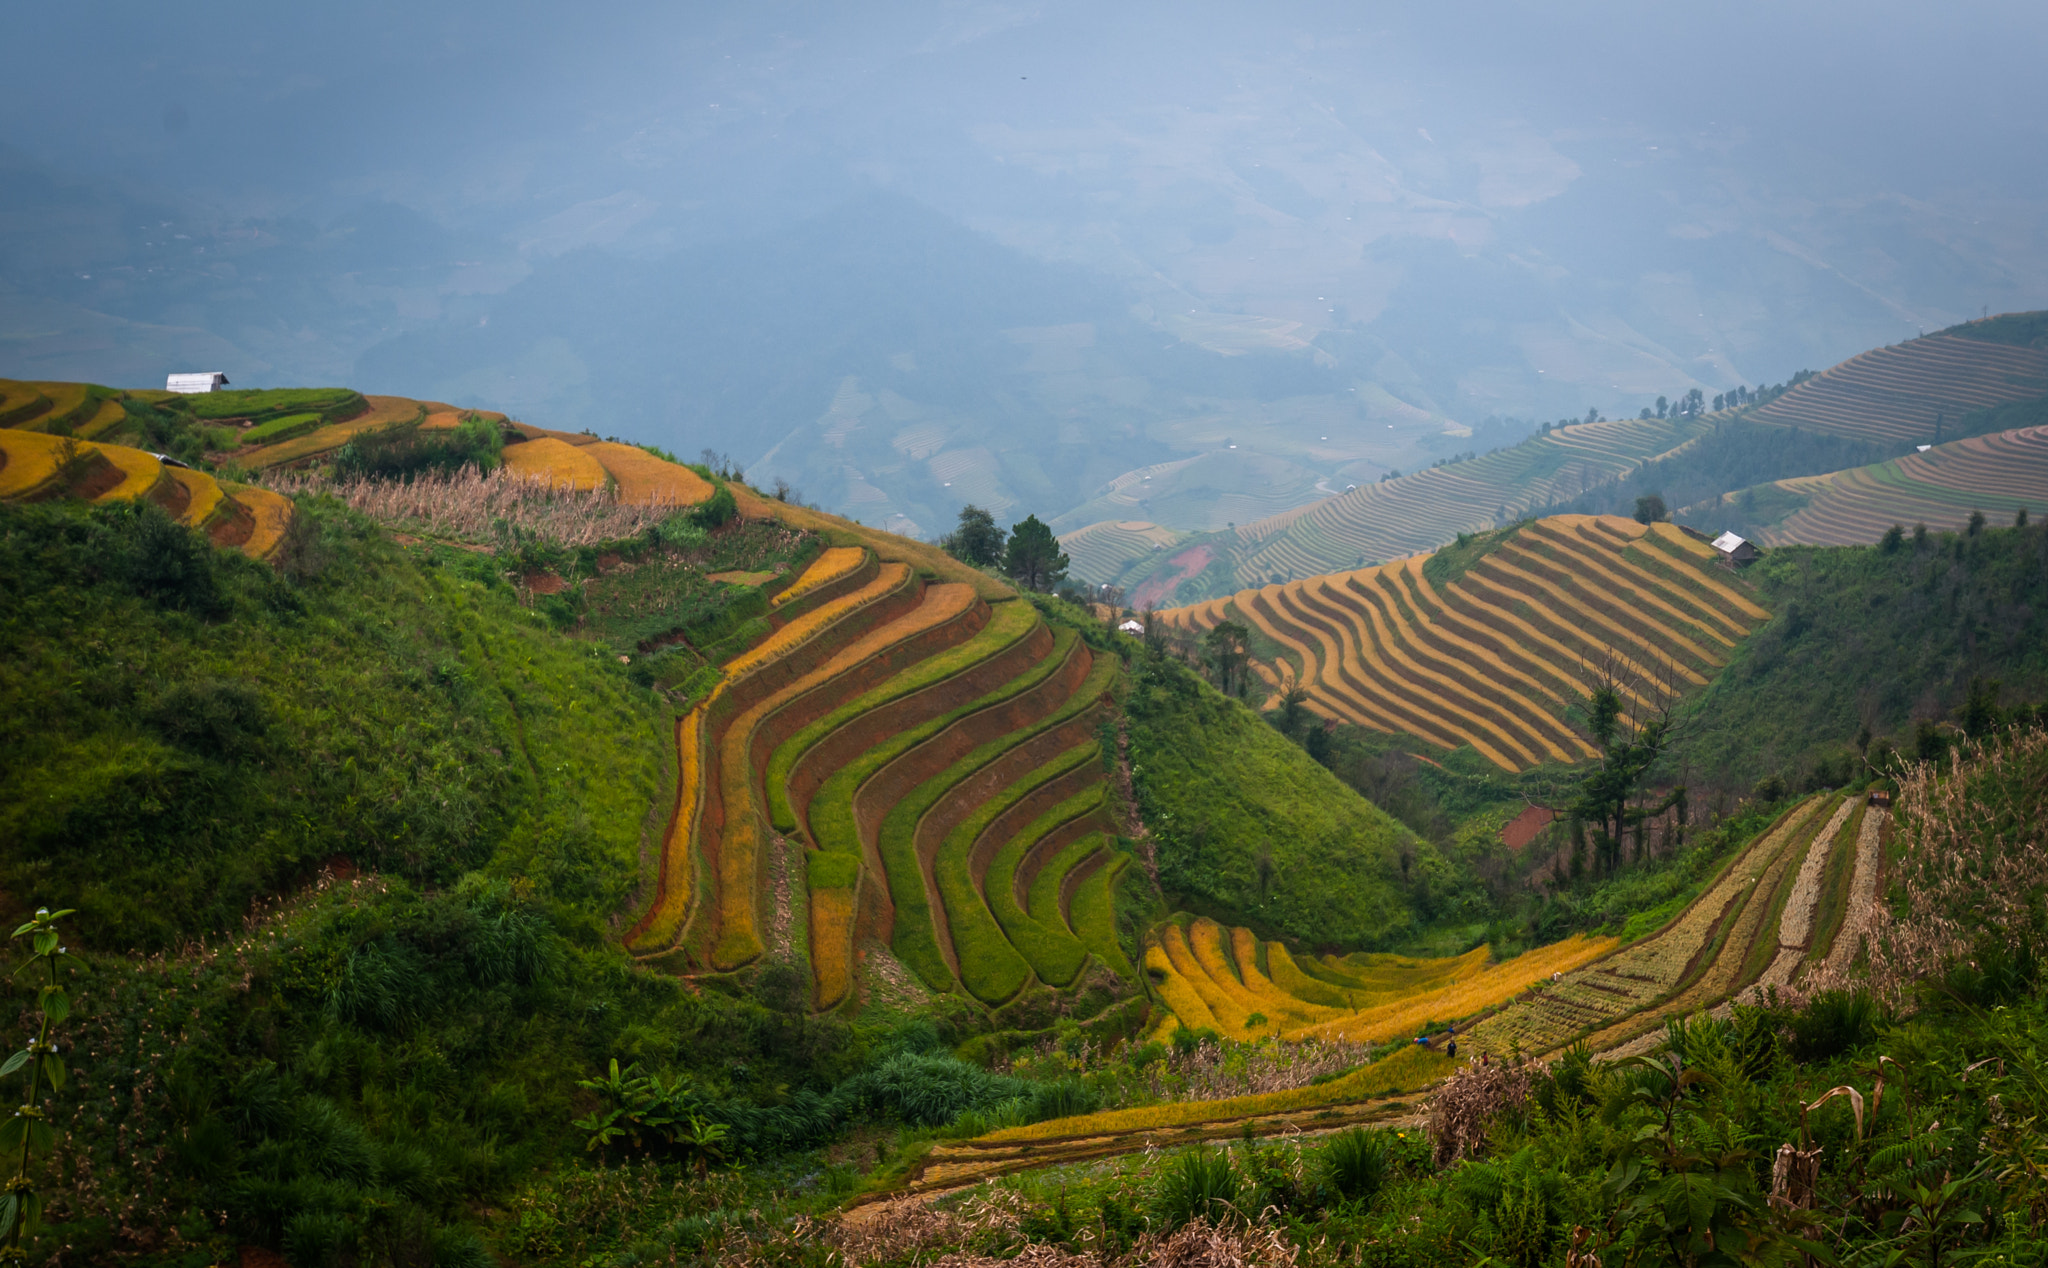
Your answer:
(940, 504), (1070, 592)
(1708, 369), (1816, 414)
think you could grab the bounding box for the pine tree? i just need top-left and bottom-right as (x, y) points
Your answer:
(1002, 514), (1068, 592)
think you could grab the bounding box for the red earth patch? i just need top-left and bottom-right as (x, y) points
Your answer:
(1131, 544), (1214, 610)
(1502, 804), (1558, 850)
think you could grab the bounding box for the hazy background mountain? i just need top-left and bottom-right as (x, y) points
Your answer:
(5, 0), (2046, 538)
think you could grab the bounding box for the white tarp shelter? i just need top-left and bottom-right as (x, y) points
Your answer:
(1711, 531), (1760, 563)
(1118, 619), (1145, 635)
(166, 372), (229, 394)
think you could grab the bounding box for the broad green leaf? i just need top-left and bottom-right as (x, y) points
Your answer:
(28, 1120), (54, 1153)
(0, 1192), (16, 1239)
(42, 1054), (64, 1091)
(0, 1051), (28, 1078)
(0, 1116), (24, 1153)
(41, 987), (68, 1024)
(32, 930), (56, 956)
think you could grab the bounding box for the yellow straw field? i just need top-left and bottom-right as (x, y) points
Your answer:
(584, 441), (714, 507)
(775, 546), (867, 607)
(500, 436), (609, 491)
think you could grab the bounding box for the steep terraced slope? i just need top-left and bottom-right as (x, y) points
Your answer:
(1060, 519), (1184, 590)
(628, 490), (1131, 1013)
(1143, 917), (1616, 1044)
(0, 429), (289, 558)
(1106, 416), (1712, 602)
(1730, 424), (2048, 545)
(1156, 515), (1768, 770)
(1747, 321), (2048, 444)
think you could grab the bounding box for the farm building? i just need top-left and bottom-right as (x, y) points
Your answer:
(166, 372), (229, 393)
(1117, 618), (1145, 635)
(1710, 531), (1760, 564)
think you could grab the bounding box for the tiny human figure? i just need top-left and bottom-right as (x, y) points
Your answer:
(1447, 1039), (1458, 1060)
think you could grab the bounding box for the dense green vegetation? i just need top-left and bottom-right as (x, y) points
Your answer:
(0, 496), (666, 950)
(1677, 518), (2048, 789)
(845, 982), (2048, 1267)
(1120, 630), (1435, 950)
(0, 499), (1177, 1263)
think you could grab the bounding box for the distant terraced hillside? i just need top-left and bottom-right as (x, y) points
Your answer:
(1155, 515), (1769, 770)
(1722, 424), (2048, 546)
(1100, 415), (1713, 606)
(1061, 519), (1186, 590)
(628, 485), (1135, 1014)
(1087, 314), (2048, 607)
(1746, 314), (2048, 444)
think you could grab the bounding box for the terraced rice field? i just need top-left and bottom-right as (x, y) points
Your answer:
(238, 395), (427, 467)
(0, 428), (292, 559)
(1752, 424), (2048, 545)
(583, 441), (714, 506)
(1059, 519), (1184, 587)
(1748, 330), (2048, 444)
(1144, 918), (1617, 1045)
(623, 512), (1133, 1013)
(1468, 794), (1853, 1056)
(1116, 415), (1713, 600)
(500, 436), (609, 491)
(1156, 515), (1768, 770)
(882, 791), (1882, 1199)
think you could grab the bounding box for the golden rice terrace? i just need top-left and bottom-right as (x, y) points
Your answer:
(1156, 514), (1769, 770)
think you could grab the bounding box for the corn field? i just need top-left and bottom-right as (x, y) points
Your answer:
(1813, 728), (2048, 1004)
(266, 465), (675, 548)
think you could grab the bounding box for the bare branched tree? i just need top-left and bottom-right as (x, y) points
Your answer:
(1569, 647), (1694, 876)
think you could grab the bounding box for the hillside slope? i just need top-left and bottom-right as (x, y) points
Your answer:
(1090, 414), (1715, 605)
(1088, 312), (2048, 605)
(1155, 514), (1769, 771)
(1676, 517), (2048, 787)
(1710, 418), (2048, 546)
(1747, 312), (2048, 443)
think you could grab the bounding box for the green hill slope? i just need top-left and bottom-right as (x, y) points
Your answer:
(1677, 517), (2048, 788)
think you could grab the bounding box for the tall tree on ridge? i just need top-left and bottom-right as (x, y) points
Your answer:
(1003, 514), (1068, 592)
(942, 504), (1006, 567)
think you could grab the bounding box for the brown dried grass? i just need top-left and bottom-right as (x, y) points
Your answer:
(1425, 1056), (1534, 1168)
(267, 465), (673, 548)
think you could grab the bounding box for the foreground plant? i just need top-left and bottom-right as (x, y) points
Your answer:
(0, 908), (75, 1262)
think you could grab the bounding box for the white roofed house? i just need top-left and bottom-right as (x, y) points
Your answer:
(166, 372), (228, 394)
(1118, 618), (1145, 636)
(1710, 531), (1760, 565)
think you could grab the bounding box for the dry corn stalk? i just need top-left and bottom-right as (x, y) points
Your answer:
(1426, 1056), (1534, 1168)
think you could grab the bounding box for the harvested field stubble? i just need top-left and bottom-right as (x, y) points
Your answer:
(583, 441), (714, 506)
(1469, 795), (1828, 1055)
(500, 436), (609, 491)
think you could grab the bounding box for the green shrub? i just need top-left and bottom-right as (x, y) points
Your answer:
(1152, 1147), (1243, 1229)
(1787, 989), (1881, 1061)
(855, 1051), (1031, 1127)
(1322, 1127), (1391, 1204)
(147, 678), (272, 759)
